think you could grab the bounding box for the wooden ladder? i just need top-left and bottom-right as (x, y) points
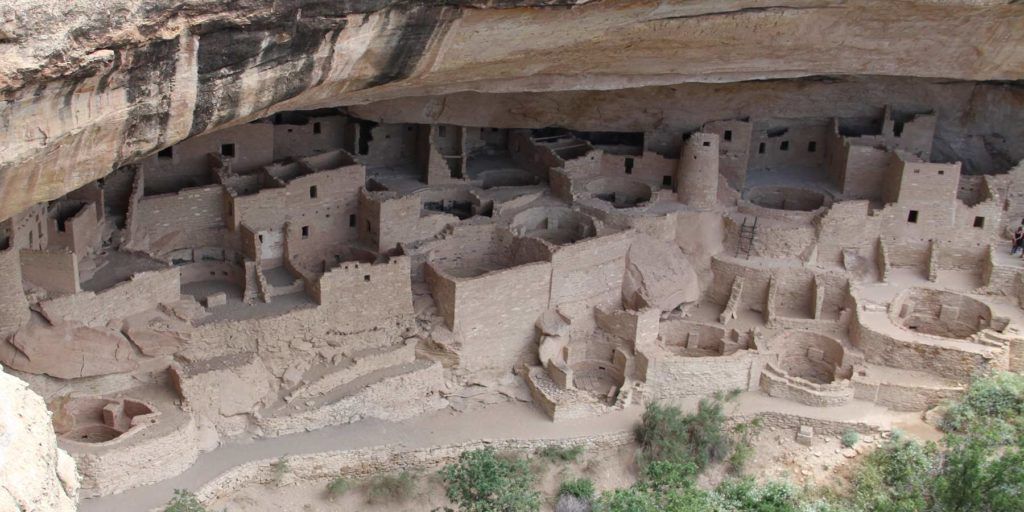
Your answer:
(737, 217), (758, 259)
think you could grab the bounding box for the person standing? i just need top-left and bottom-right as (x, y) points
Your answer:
(1013, 225), (1024, 255)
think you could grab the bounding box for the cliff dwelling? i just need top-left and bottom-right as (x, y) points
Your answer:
(1, 1), (1024, 512)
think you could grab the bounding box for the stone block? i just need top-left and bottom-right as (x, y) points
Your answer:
(205, 292), (227, 308)
(796, 425), (814, 446)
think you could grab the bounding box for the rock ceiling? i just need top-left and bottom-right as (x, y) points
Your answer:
(1, 0), (1024, 220)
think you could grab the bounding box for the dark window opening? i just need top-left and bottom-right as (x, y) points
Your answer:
(364, 275), (371, 282)
(758, 142), (766, 154)
(313, 122), (322, 134)
(938, 170), (945, 175)
(301, 226), (309, 239)
(357, 121), (375, 155)
(702, 140), (711, 147)
(220, 143), (236, 158)
(158, 147), (173, 159)
(258, 234), (264, 243)
(973, 216), (985, 228)
(349, 214), (356, 227)
(366, 220), (371, 232)
(780, 141), (790, 151)
(807, 141), (817, 152)
(624, 158), (634, 175)
(724, 130), (733, 142)
(908, 210), (919, 223)
(309, 186), (317, 199)
(438, 126), (447, 137)
(662, 175), (673, 188)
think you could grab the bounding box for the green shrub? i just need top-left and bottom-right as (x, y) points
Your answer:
(593, 488), (659, 512)
(728, 419), (761, 474)
(841, 429), (860, 449)
(366, 471), (417, 505)
(716, 478), (802, 512)
(559, 478), (595, 501)
(535, 444), (584, 463)
(164, 489), (206, 512)
(326, 476), (350, 501)
(943, 371), (1024, 436)
(848, 435), (936, 512)
(442, 448), (539, 512)
(636, 399), (731, 470)
(270, 457), (290, 485)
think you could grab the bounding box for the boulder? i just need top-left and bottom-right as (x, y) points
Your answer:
(1, 318), (139, 379)
(622, 235), (700, 311)
(0, 365), (79, 512)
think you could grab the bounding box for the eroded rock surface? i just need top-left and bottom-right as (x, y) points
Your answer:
(0, 364), (79, 512)
(2, 1), (1024, 220)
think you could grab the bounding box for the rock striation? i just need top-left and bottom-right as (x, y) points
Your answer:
(2, 0), (1024, 220)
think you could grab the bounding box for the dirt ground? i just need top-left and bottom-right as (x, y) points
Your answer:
(209, 444), (639, 512)
(208, 422), (912, 511)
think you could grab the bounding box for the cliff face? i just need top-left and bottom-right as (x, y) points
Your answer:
(0, 365), (79, 512)
(1, 0), (1024, 220)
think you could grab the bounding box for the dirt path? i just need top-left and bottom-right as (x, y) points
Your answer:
(80, 391), (938, 512)
(80, 401), (644, 512)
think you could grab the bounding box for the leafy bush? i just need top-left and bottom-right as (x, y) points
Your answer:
(326, 476), (350, 501)
(442, 448), (540, 512)
(841, 429), (860, 449)
(536, 444), (585, 463)
(164, 489), (206, 512)
(366, 471), (417, 505)
(558, 478), (595, 501)
(270, 457), (290, 486)
(716, 478), (802, 512)
(729, 419), (761, 474)
(933, 426), (1024, 512)
(847, 433), (936, 512)
(593, 488), (660, 512)
(636, 399), (731, 470)
(943, 371), (1024, 436)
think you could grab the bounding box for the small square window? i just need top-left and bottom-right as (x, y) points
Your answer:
(221, 143), (236, 158)
(702, 140), (711, 147)
(938, 170), (945, 175)
(301, 226), (309, 238)
(914, 169), (920, 174)
(624, 158), (634, 175)
(758, 142), (766, 154)
(724, 130), (732, 142)
(807, 141), (817, 152)
(157, 147), (173, 159)
(364, 275), (371, 282)
(973, 216), (985, 228)
(907, 210), (919, 223)
(662, 175), (672, 187)
(313, 122), (321, 134)
(780, 140), (790, 151)
(309, 185), (317, 199)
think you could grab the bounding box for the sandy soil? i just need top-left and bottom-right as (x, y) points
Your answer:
(209, 444), (639, 512)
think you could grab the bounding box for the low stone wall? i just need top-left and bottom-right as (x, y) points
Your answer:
(643, 348), (761, 400)
(67, 399), (199, 498)
(255, 360), (446, 437)
(850, 308), (1007, 382)
(758, 363), (854, 407)
(38, 268), (181, 327)
(852, 378), (962, 412)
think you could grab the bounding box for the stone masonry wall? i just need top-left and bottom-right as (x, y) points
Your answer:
(38, 267), (180, 327)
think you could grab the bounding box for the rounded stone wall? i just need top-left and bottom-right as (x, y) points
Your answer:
(759, 331), (854, 407)
(890, 288), (993, 340)
(584, 177), (653, 209)
(510, 206), (596, 245)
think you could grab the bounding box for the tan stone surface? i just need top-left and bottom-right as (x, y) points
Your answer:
(0, 364), (79, 512)
(3, 1), (1024, 220)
